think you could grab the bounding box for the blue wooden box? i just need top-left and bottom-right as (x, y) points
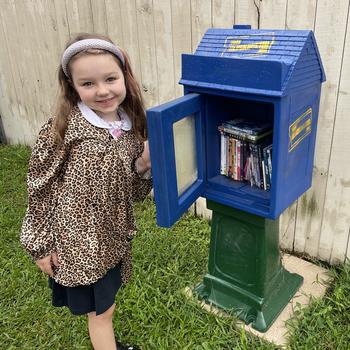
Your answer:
(147, 26), (326, 227)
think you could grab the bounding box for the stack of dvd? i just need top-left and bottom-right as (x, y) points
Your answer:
(218, 119), (273, 190)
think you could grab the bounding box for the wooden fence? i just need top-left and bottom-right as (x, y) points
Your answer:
(0, 0), (349, 264)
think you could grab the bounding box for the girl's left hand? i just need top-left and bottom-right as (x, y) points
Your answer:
(141, 141), (151, 169)
(135, 141), (151, 174)
(36, 252), (59, 277)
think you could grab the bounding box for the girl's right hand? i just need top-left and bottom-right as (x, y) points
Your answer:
(36, 252), (59, 277)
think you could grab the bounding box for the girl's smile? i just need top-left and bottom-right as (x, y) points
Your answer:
(70, 54), (126, 122)
(96, 96), (117, 107)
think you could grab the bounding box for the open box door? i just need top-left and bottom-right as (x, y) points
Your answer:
(147, 93), (206, 227)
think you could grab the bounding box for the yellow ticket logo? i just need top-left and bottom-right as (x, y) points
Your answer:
(289, 108), (312, 152)
(223, 33), (275, 57)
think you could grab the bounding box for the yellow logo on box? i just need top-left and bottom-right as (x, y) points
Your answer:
(223, 33), (275, 57)
(289, 108), (312, 152)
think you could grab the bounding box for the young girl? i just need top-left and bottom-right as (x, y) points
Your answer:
(20, 33), (152, 350)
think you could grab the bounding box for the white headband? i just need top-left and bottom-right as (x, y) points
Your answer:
(61, 39), (125, 77)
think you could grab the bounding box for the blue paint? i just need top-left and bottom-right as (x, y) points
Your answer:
(147, 94), (206, 227)
(147, 27), (325, 227)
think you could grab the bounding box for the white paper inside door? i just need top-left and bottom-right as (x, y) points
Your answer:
(173, 115), (198, 196)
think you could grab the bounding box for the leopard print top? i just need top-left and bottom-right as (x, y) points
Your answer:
(20, 107), (152, 287)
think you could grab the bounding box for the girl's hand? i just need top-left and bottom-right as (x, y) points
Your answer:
(141, 141), (151, 169)
(36, 252), (59, 277)
(135, 141), (151, 174)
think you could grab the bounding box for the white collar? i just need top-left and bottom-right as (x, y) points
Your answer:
(78, 101), (132, 131)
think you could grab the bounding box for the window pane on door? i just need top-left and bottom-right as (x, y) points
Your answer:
(173, 115), (198, 196)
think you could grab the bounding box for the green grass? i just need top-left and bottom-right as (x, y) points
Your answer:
(286, 264), (350, 349)
(1, 144), (349, 349)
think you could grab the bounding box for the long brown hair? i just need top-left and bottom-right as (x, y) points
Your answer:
(54, 33), (147, 142)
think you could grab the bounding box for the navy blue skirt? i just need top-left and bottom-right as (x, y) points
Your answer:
(48, 263), (122, 316)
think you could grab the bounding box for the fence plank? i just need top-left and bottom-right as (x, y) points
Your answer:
(212, 0), (235, 28)
(105, 0), (124, 48)
(285, 0), (316, 30)
(0, 2), (22, 144)
(191, 0), (212, 51)
(53, 0), (70, 51)
(171, 0), (191, 98)
(34, 0), (62, 111)
(321, 3), (350, 264)
(1, 0), (44, 144)
(119, 1), (141, 82)
(24, 0), (57, 122)
(295, 0), (349, 262)
(260, 0), (287, 29)
(234, 0), (259, 29)
(153, 0), (176, 104)
(135, 0), (158, 108)
(280, 203), (297, 251)
(65, 0), (93, 34)
(90, 0), (108, 35)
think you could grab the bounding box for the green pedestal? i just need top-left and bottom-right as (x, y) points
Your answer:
(194, 200), (303, 332)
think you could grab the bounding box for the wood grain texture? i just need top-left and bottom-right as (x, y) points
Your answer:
(135, 0), (158, 108)
(212, 0), (235, 28)
(153, 0), (176, 103)
(279, 0), (317, 252)
(295, 0), (349, 262)
(235, 0), (259, 29)
(171, 0), (191, 97)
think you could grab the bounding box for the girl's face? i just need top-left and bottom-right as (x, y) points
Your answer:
(70, 53), (126, 122)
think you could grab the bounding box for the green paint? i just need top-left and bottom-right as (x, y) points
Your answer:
(194, 200), (303, 332)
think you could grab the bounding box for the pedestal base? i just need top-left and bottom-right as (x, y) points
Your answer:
(193, 200), (303, 332)
(194, 267), (303, 332)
